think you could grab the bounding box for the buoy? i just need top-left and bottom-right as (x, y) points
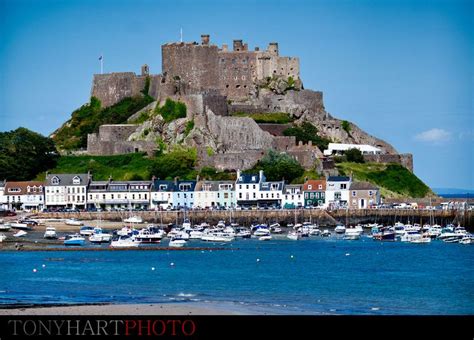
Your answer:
(256, 258), (260, 262)
(170, 262), (175, 266)
(290, 255), (294, 259)
(151, 267), (155, 271)
(42, 264), (46, 268)
(345, 253), (350, 256)
(33, 269), (37, 273)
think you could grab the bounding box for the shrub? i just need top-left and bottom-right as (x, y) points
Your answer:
(342, 120), (351, 134)
(156, 98), (187, 123)
(283, 121), (331, 151)
(184, 120), (195, 136)
(345, 148), (364, 163)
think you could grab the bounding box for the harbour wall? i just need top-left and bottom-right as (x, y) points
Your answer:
(36, 209), (474, 229)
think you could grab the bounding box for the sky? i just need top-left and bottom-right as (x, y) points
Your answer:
(1, 0), (472, 190)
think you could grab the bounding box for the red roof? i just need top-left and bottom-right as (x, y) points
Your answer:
(4, 181), (44, 196)
(303, 179), (326, 191)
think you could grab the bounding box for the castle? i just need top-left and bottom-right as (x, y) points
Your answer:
(86, 34), (412, 173)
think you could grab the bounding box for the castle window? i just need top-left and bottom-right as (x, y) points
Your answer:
(273, 70), (276, 73)
(226, 84), (229, 88)
(236, 85), (241, 89)
(221, 58), (225, 62)
(244, 85), (247, 88)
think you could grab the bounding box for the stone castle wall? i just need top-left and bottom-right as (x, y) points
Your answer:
(91, 73), (146, 108)
(364, 153), (414, 172)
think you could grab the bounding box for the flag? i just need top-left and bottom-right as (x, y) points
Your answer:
(99, 55), (103, 61)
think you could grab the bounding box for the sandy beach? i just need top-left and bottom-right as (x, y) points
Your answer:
(0, 303), (244, 315)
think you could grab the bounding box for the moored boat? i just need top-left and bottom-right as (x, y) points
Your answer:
(89, 228), (112, 243)
(65, 218), (83, 226)
(64, 233), (85, 246)
(123, 215), (143, 224)
(258, 235), (272, 241)
(0, 233), (7, 242)
(287, 232), (300, 241)
(169, 238), (187, 247)
(334, 224), (346, 234)
(13, 230), (27, 237)
(43, 227), (58, 239)
(110, 235), (139, 248)
(79, 226), (95, 236)
(460, 235), (474, 245)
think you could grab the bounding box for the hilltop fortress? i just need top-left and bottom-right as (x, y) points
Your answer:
(86, 34), (412, 172)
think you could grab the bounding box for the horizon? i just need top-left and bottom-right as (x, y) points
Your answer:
(1, 0), (472, 190)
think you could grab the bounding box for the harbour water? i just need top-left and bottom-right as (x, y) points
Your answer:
(1, 237), (473, 314)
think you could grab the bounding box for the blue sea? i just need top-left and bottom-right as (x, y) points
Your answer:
(1, 237), (473, 314)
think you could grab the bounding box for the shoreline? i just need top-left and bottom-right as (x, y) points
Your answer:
(0, 302), (255, 315)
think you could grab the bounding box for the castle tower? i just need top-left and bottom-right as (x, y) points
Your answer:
(201, 34), (210, 45)
(141, 64), (149, 76)
(268, 42), (279, 56)
(233, 40), (244, 51)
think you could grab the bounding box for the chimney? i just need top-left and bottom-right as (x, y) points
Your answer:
(196, 174), (200, 182)
(201, 34), (210, 45)
(174, 177), (178, 185)
(259, 170), (264, 182)
(222, 44), (228, 52)
(236, 169), (241, 181)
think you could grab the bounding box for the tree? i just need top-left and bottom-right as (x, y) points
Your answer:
(249, 150), (304, 182)
(148, 147), (197, 180)
(345, 148), (365, 163)
(0, 128), (58, 180)
(283, 121), (331, 151)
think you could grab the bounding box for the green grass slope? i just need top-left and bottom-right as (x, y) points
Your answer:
(336, 162), (434, 198)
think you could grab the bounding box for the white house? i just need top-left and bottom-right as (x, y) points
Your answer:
(172, 180), (196, 209)
(235, 170), (264, 207)
(3, 181), (45, 211)
(45, 173), (89, 210)
(150, 180), (175, 210)
(323, 143), (382, 156)
(258, 180), (284, 207)
(87, 180), (151, 210)
(325, 176), (352, 208)
(194, 181), (236, 209)
(282, 184), (304, 208)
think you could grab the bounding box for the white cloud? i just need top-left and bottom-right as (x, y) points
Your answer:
(415, 128), (451, 143)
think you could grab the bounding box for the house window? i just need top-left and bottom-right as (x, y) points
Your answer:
(159, 185), (167, 190)
(305, 193), (308, 199)
(352, 191), (356, 197)
(246, 185), (249, 189)
(253, 185), (256, 189)
(318, 185), (322, 190)
(341, 184), (347, 189)
(335, 192), (341, 199)
(51, 177), (60, 185)
(369, 191), (373, 196)
(308, 185), (312, 190)
(72, 176), (81, 185)
(239, 185), (242, 189)
(239, 193), (242, 199)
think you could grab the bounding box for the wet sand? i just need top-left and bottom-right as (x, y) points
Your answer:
(0, 303), (243, 315)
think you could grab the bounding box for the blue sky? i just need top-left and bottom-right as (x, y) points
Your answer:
(1, 0), (472, 189)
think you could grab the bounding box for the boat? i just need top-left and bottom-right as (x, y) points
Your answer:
(409, 235), (431, 244)
(169, 238), (187, 247)
(438, 226), (463, 243)
(201, 232), (234, 242)
(9, 222), (33, 230)
(13, 230), (27, 237)
(79, 226), (95, 236)
(460, 235), (474, 245)
(0, 224), (11, 231)
(372, 227), (395, 241)
(270, 223), (283, 234)
(321, 229), (331, 237)
(65, 218), (83, 226)
(43, 227), (58, 239)
(0, 233), (7, 242)
(334, 224), (346, 234)
(110, 235), (139, 248)
(258, 235), (272, 241)
(287, 232), (300, 241)
(123, 215), (143, 224)
(89, 228), (112, 243)
(235, 228), (251, 238)
(134, 226), (165, 243)
(189, 230), (204, 239)
(344, 227), (362, 240)
(64, 233), (85, 246)
(253, 227), (271, 237)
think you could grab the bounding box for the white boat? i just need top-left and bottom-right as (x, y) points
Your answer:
(259, 235), (272, 241)
(189, 230), (204, 239)
(13, 230), (27, 237)
(235, 228), (251, 238)
(169, 238), (187, 247)
(79, 226), (95, 236)
(287, 232), (300, 241)
(334, 224), (346, 234)
(9, 222), (33, 230)
(65, 218), (83, 226)
(64, 233), (85, 246)
(134, 226), (165, 243)
(0, 224), (11, 231)
(89, 228), (112, 243)
(309, 227), (321, 236)
(344, 227), (362, 240)
(43, 227), (57, 239)
(0, 233), (7, 242)
(201, 233), (234, 242)
(460, 235), (474, 245)
(116, 226), (133, 236)
(123, 215), (143, 224)
(182, 218), (192, 230)
(254, 228), (271, 237)
(110, 235), (139, 248)
(409, 235), (431, 244)
(321, 229), (331, 237)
